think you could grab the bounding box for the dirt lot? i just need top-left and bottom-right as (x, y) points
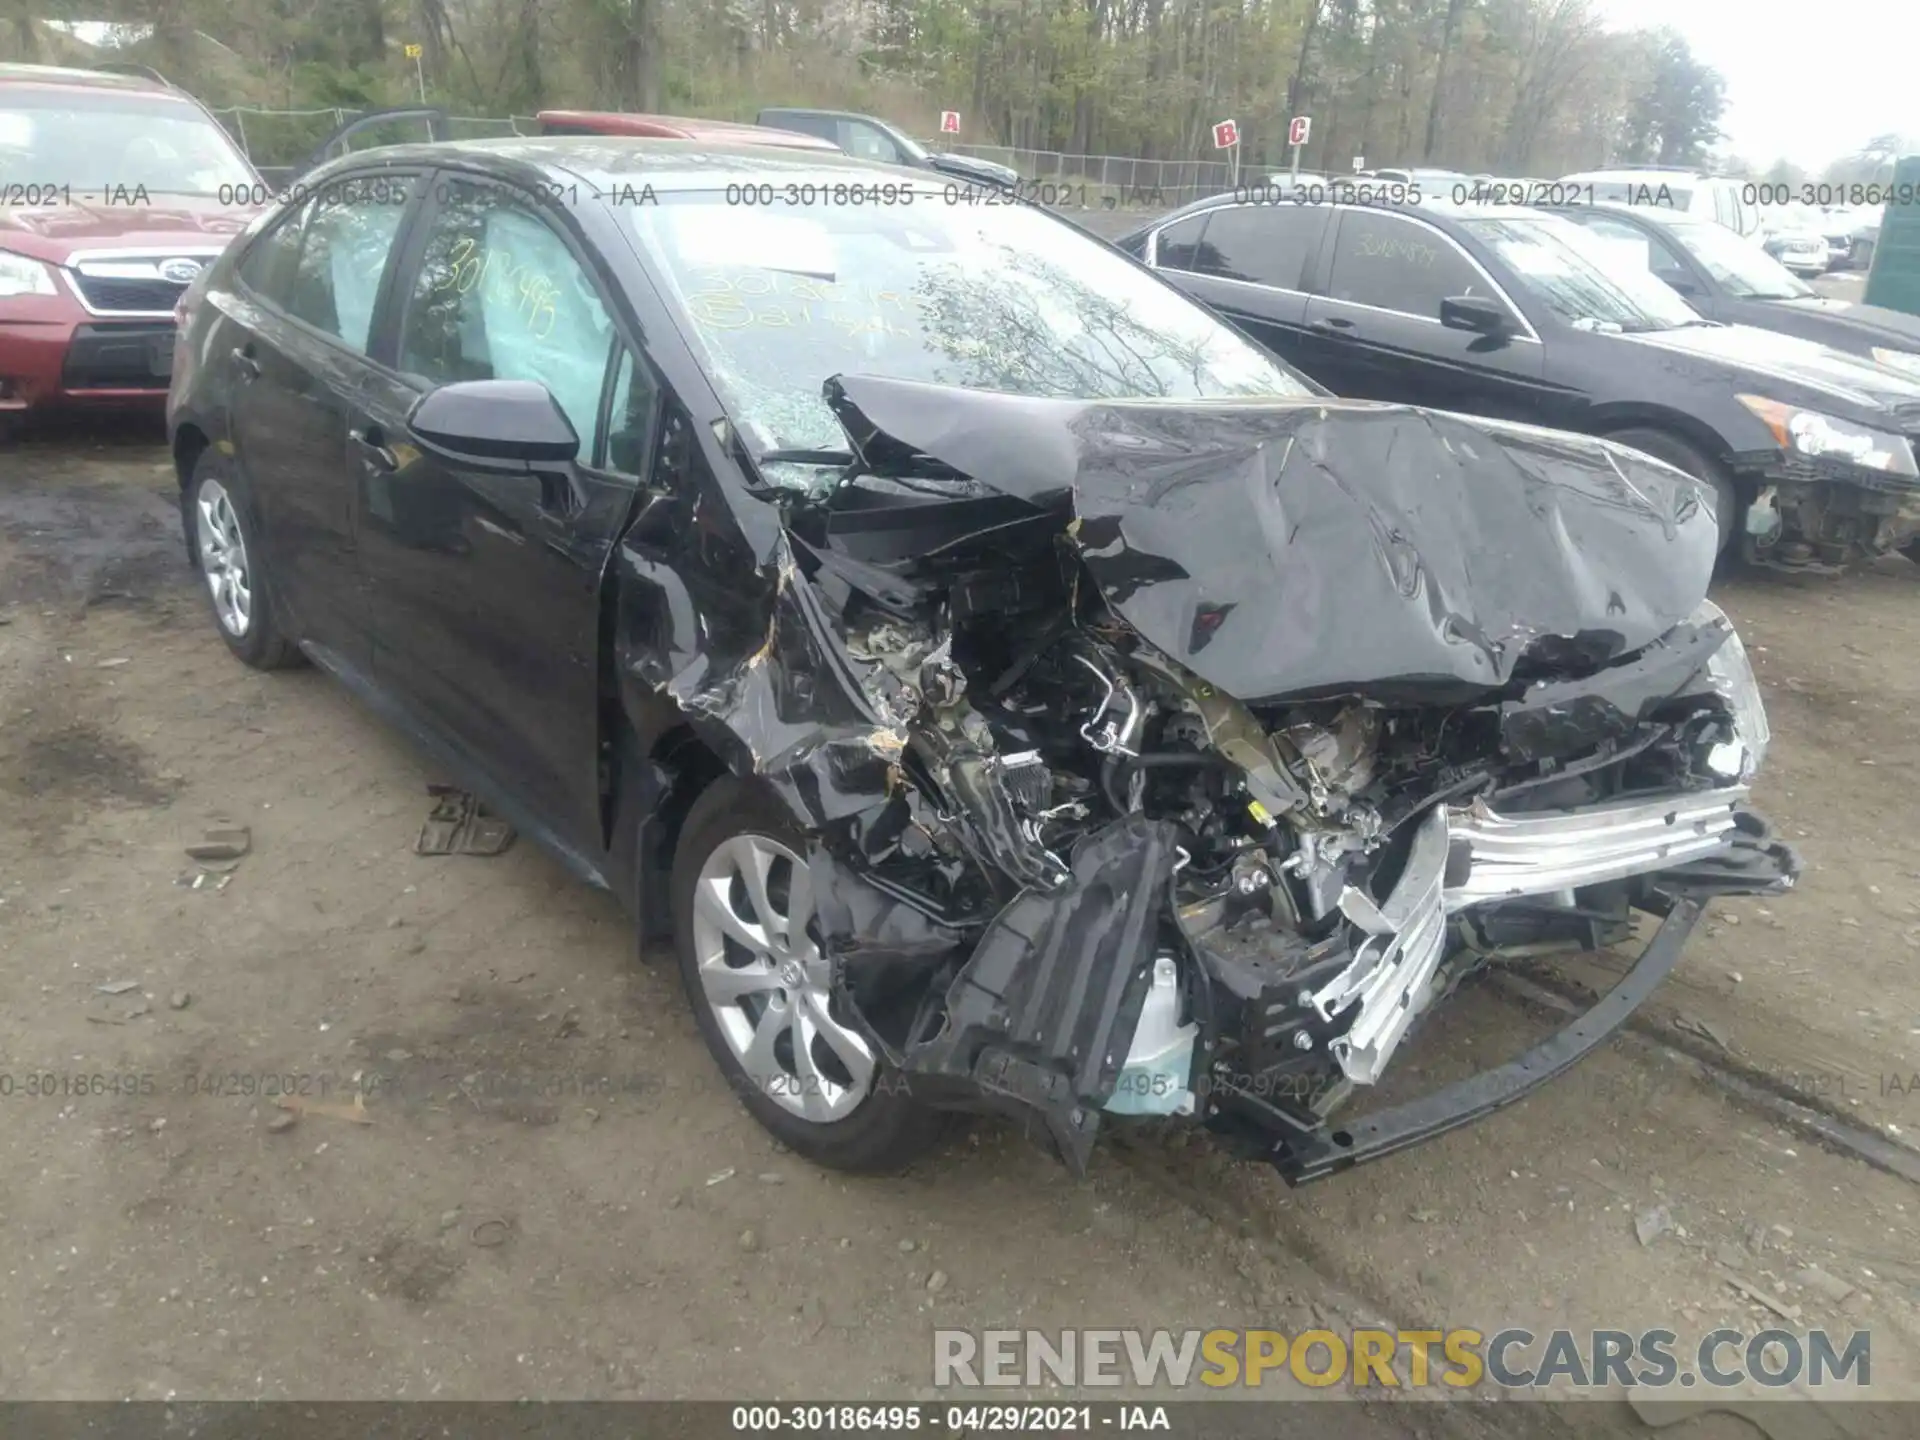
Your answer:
(1, 421), (1917, 1424)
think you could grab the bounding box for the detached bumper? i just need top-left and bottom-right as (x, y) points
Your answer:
(1216, 807), (1798, 1186)
(1256, 896), (1707, 1183)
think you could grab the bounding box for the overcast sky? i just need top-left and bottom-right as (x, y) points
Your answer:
(1598, 0), (1916, 171)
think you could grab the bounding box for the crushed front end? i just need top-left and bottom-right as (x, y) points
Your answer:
(654, 379), (1798, 1182)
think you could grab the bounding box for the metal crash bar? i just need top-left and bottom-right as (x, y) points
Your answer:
(1444, 787), (1749, 910)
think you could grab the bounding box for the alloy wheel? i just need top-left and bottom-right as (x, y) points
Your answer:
(195, 479), (252, 637)
(689, 833), (877, 1123)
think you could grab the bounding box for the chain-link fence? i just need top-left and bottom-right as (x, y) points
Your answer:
(928, 143), (1240, 210)
(204, 107), (1217, 214)
(206, 106), (533, 169)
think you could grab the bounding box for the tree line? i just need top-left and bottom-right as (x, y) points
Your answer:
(0, 0), (1758, 177)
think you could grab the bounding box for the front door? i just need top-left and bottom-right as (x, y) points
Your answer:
(1297, 208), (1546, 421)
(354, 173), (657, 853)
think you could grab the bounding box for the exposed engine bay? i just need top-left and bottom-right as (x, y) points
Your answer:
(633, 376), (1799, 1182)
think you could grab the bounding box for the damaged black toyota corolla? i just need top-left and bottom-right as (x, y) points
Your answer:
(166, 141), (1798, 1183)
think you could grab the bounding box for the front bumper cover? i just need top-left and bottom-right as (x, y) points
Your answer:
(876, 800), (1797, 1183)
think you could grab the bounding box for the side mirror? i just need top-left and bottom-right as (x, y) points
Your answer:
(408, 380), (578, 466)
(1439, 294), (1509, 336)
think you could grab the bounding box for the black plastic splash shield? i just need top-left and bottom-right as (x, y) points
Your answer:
(902, 814), (1180, 1174)
(824, 376), (1719, 705)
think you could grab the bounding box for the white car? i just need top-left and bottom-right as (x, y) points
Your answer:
(1760, 207), (1835, 277)
(1558, 167), (1761, 238)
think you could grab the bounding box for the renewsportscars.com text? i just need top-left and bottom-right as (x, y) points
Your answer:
(933, 1327), (1872, 1390)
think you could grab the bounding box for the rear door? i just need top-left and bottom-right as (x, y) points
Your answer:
(224, 172), (421, 666)
(1150, 202), (1329, 366)
(353, 172), (658, 851)
(1297, 207), (1545, 418)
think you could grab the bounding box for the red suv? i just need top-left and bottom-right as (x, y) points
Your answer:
(0, 64), (273, 426)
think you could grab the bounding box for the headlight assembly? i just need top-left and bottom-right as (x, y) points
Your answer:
(0, 248), (57, 299)
(1736, 393), (1919, 477)
(1869, 346), (1920, 383)
(1692, 599), (1770, 783)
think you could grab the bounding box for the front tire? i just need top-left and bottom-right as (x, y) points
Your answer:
(669, 777), (949, 1173)
(186, 451), (301, 669)
(1606, 427), (1740, 558)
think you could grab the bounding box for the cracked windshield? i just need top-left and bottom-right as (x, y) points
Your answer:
(629, 191), (1311, 483)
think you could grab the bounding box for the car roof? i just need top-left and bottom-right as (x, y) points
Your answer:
(1561, 168), (1711, 183)
(1146, 191), (1545, 229)
(1553, 200), (1711, 229)
(0, 62), (177, 95)
(332, 136), (924, 191)
(534, 111), (838, 151)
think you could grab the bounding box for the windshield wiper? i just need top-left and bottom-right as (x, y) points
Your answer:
(754, 445), (968, 483)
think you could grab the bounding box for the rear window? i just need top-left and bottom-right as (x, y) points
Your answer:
(0, 87), (255, 195)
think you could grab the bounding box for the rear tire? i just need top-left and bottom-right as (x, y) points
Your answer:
(1606, 427), (1740, 558)
(669, 776), (950, 1173)
(185, 451), (302, 670)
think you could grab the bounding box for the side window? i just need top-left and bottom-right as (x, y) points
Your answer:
(603, 345), (660, 477)
(1192, 204), (1326, 290)
(398, 178), (618, 449)
(1325, 210), (1491, 318)
(768, 113), (836, 144)
(236, 202), (308, 304)
(1153, 214), (1209, 271)
(839, 121), (907, 165)
(283, 177), (414, 352)
(1711, 184), (1735, 231)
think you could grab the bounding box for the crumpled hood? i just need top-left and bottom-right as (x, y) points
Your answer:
(824, 376), (1718, 704)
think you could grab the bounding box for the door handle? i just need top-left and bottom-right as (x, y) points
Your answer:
(231, 345), (261, 380)
(348, 425), (399, 473)
(1309, 317), (1357, 335)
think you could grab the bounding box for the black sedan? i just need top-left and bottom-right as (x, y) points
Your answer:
(1120, 195), (1920, 569)
(166, 140), (1793, 1184)
(1553, 202), (1920, 384)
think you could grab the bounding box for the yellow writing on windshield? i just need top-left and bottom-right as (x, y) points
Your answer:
(685, 268), (916, 339)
